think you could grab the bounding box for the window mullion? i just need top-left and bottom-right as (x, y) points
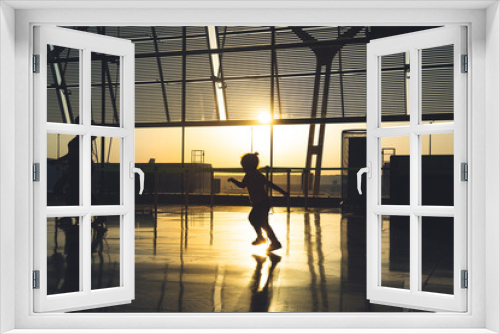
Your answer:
(409, 47), (420, 295)
(81, 48), (92, 294)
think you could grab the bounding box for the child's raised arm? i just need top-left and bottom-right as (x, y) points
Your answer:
(227, 177), (245, 189)
(265, 179), (288, 197)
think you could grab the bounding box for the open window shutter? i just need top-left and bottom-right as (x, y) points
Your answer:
(365, 26), (467, 312)
(33, 26), (136, 312)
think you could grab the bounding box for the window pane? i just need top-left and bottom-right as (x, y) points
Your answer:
(341, 128), (366, 201)
(91, 52), (121, 126)
(184, 126), (269, 196)
(136, 128), (183, 195)
(381, 215), (410, 290)
(91, 216), (121, 290)
(421, 216), (454, 294)
(381, 136), (410, 205)
(421, 133), (454, 206)
(92, 136), (121, 205)
(47, 133), (80, 206)
(47, 45), (80, 124)
(421, 45), (454, 123)
(273, 124), (309, 168)
(185, 126), (269, 169)
(380, 52), (409, 127)
(135, 128), (182, 164)
(47, 217), (80, 295)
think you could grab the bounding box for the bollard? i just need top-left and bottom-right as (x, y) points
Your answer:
(304, 169), (309, 210)
(286, 169), (291, 212)
(184, 170), (189, 211)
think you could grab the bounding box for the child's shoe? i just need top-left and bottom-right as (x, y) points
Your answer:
(267, 241), (282, 252)
(252, 236), (266, 245)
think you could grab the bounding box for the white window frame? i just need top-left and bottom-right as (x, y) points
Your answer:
(33, 26), (136, 313)
(365, 26), (468, 312)
(0, 1), (498, 333)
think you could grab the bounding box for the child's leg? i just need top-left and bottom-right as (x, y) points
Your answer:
(262, 222), (279, 244)
(257, 201), (280, 245)
(249, 207), (263, 238)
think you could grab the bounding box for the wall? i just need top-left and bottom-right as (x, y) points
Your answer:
(486, 2), (500, 333)
(0, 2), (16, 334)
(6, 4), (495, 332)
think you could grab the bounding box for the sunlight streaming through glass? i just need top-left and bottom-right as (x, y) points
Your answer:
(258, 112), (272, 124)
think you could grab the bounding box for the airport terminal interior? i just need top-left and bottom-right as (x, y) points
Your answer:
(44, 26), (455, 312)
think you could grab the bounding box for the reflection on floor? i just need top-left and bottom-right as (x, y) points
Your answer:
(64, 206), (452, 313)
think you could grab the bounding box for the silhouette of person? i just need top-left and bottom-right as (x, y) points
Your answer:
(227, 152), (288, 252)
(50, 120), (109, 293)
(57, 217), (80, 293)
(56, 117), (98, 206)
(66, 134), (80, 206)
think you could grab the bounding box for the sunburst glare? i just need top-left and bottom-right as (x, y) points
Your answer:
(258, 112), (272, 124)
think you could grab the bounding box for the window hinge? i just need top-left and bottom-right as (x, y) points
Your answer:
(461, 54), (468, 73)
(33, 270), (40, 289)
(461, 162), (468, 181)
(33, 163), (40, 182)
(461, 270), (468, 289)
(33, 54), (40, 73)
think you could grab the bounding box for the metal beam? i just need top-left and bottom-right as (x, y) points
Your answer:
(273, 41), (283, 118)
(135, 117), (367, 128)
(206, 27), (220, 121)
(216, 27), (229, 120)
(181, 27), (187, 124)
(130, 26), (318, 43)
(270, 26), (276, 196)
(134, 37), (369, 59)
(56, 63), (448, 89)
(151, 27), (171, 122)
(296, 26), (364, 196)
(103, 59), (120, 124)
(313, 61), (333, 194)
(47, 45), (74, 124)
(206, 26), (228, 121)
(338, 27), (346, 118)
(181, 27), (187, 206)
(100, 113), (452, 128)
(304, 62), (322, 197)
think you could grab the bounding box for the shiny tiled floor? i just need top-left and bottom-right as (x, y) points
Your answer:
(68, 205), (441, 313)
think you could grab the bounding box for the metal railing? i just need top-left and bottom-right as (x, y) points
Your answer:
(136, 164), (363, 214)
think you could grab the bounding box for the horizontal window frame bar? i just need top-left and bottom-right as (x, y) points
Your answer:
(373, 205), (455, 217)
(46, 205), (130, 217)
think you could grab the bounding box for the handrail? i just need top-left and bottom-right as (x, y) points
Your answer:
(98, 166), (364, 174)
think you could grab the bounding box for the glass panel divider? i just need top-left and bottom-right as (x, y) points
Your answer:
(409, 46), (420, 297)
(82, 46), (92, 296)
(82, 213), (92, 293)
(410, 214), (420, 293)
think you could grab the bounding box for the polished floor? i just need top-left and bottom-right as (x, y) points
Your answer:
(51, 205), (452, 313)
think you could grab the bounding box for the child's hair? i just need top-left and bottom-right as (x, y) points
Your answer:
(240, 152), (259, 170)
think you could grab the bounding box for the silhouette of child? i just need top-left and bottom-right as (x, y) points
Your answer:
(228, 153), (288, 252)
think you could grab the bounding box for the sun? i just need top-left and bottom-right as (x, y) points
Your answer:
(257, 112), (272, 124)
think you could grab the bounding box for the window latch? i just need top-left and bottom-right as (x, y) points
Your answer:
(130, 162), (145, 195)
(357, 162), (371, 195)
